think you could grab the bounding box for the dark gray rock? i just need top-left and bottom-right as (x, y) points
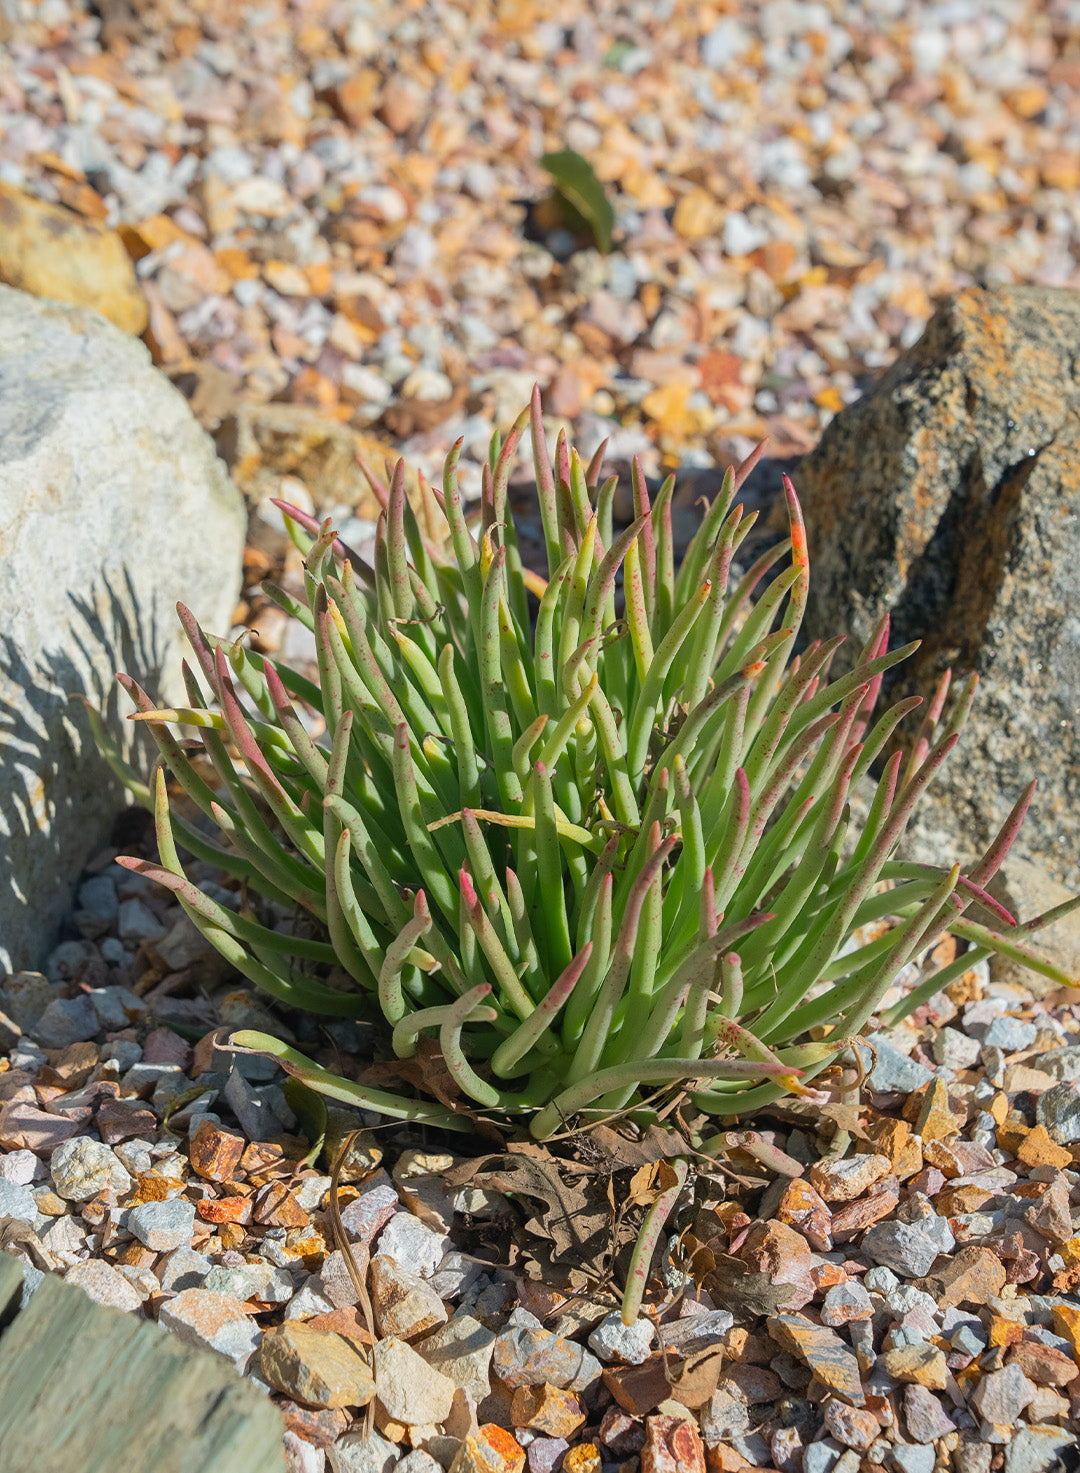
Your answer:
(798, 287), (1080, 930)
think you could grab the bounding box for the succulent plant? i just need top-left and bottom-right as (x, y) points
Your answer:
(95, 392), (1077, 1144)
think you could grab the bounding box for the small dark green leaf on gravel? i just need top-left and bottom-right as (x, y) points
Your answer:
(282, 1076), (328, 1168)
(541, 149), (615, 252)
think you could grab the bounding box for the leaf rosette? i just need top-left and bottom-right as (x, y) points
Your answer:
(94, 393), (1078, 1141)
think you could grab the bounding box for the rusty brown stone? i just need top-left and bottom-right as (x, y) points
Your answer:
(829, 1182), (901, 1240)
(1008, 1339), (1080, 1387)
(602, 1355), (680, 1418)
(189, 1119), (246, 1182)
(932, 1246), (1008, 1309)
(97, 1098), (158, 1145)
(733, 1219), (816, 1301)
(279, 1403), (350, 1449)
(305, 1306), (373, 1344)
(253, 1180), (310, 1228)
(775, 1178), (834, 1251)
(641, 1414), (706, 1473)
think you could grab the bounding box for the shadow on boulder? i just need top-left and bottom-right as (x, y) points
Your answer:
(0, 568), (163, 973)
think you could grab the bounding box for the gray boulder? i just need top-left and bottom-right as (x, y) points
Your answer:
(798, 286), (1080, 962)
(0, 286), (244, 972)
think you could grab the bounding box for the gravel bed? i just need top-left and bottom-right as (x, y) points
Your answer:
(5, 3), (1080, 1470)
(2, 0), (1079, 501)
(3, 830), (1080, 1472)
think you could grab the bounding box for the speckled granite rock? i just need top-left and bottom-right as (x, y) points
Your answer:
(0, 285), (245, 972)
(799, 286), (1080, 912)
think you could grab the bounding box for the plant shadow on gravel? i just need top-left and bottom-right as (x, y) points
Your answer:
(0, 567), (163, 969)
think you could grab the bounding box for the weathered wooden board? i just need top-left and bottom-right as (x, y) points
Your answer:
(0, 1253), (284, 1473)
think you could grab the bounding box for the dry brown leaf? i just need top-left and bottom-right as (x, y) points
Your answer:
(478, 1156), (610, 1265)
(626, 1162), (661, 1206)
(382, 386), (467, 438)
(585, 1123), (688, 1171)
(505, 1139), (597, 1173)
(443, 1146), (616, 1274)
(667, 1344), (725, 1410)
(704, 1252), (812, 1319)
(360, 1038), (505, 1142)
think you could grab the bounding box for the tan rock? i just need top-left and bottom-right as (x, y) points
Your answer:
(810, 1152), (891, 1203)
(862, 1119), (923, 1180)
(378, 75), (424, 134)
(369, 1255), (447, 1339)
(509, 1383), (586, 1437)
(878, 1342), (948, 1390)
(0, 181), (146, 333)
(1017, 1124), (1073, 1170)
(260, 1321), (374, 1409)
(374, 1335), (456, 1425)
(933, 1246), (1007, 1309)
(913, 1077), (961, 1142)
(672, 189), (723, 242)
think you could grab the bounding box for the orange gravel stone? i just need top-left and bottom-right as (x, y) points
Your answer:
(253, 1181), (309, 1228)
(449, 1423), (525, 1473)
(988, 1315), (1026, 1349)
(562, 1445), (601, 1473)
(878, 1343), (948, 1389)
(1052, 1303), (1080, 1358)
(913, 1077), (961, 1142)
(776, 1177), (833, 1250)
(218, 1222), (247, 1252)
(196, 1195), (252, 1224)
(129, 1174), (182, 1205)
(189, 1120), (245, 1182)
(862, 1118), (923, 1180)
(1017, 1124), (1073, 1169)
(509, 1383), (586, 1437)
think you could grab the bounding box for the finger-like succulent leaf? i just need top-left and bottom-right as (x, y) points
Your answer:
(103, 402), (1075, 1141)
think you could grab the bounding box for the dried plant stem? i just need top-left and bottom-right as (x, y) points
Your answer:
(621, 1158), (690, 1326)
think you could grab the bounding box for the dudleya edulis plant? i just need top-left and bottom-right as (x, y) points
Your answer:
(93, 390), (1079, 1146)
